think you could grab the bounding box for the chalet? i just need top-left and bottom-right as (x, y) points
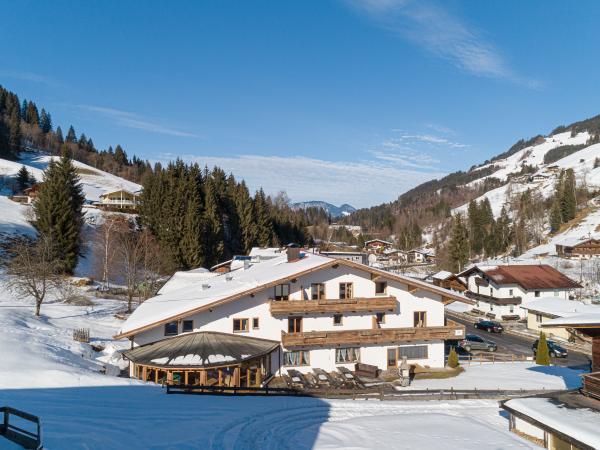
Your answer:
(24, 184), (40, 204)
(556, 237), (600, 259)
(458, 265), (581, 320)
(319, 251), (368, 265)
(528, 174), (549, 183)
(501, 313), (600, 450)
(116, 248), (470, 388)
(520, 298), (600, 341)
(364, 239), (394, 252)
(407, 249), (435, 264)
(431, 271), (466, 293)
(98, 189), (140, 210)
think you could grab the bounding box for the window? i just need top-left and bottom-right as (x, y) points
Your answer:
(387, 348), (397, 368)
(475, 301), (479, 308)
(339, 282), (353, 299)
(335, 347), (360, 363)
(509, 305), (514, 313)
(554, 290), (559, 297)
(490, 304), (494, 311)
(490, 287), (494, 297)
(233, 318), (249, 333)
(535, 290), (541, 297)
(375, 281), (387, 295)
(252, 317), (260, 329)
(398, 345), (428, 360)
(274, 284), (290, 300)
(333, 314), (343, 326)
(311, 283), (326, 300)
(536, 313), (543, 323)
(164, 321), (178, 336)
(413, 311), (427, 328)
(288, 316), (303, 333)
(509, 289), (513, 296)
(182, 320), (194, 333)
(283, 350), (309, 366)
(373, 312), (385, 329)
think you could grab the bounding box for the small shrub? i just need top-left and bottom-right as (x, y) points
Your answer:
(447, 347), (459, 368)
(536, 332), (551, 366)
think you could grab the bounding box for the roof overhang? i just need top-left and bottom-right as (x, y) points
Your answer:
(114, 258), (474, 339)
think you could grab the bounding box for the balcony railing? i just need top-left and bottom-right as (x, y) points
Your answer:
(465, 291), (522, 305)
(269, 296), (397, 315)
(282, 319), (465, 348)
(582, 372), (600, 400)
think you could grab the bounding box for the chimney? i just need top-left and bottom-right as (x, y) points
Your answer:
(243, 259), (251, 270)
(287, 246), (301, 263)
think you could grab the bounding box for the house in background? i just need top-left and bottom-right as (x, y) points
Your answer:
(501, 312), (600, 450)
(520, 297), (600, 342)
(364, 239), (394, 253)
(319, 250), (368, 265)
(431, 271), (466, 293)
(116, 248), (470, 388)
(98, 189), (140, 210)
(556, 236), (600, 259)
(458, 264), (581, 320)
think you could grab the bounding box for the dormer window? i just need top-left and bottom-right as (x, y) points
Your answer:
(339, 283), (353, 300)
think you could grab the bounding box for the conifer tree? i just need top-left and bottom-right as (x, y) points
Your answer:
(448, 214), (469, 272)
(203, 175), (225, 266)
(561, 168), (577, 222)
(39, 108), (52, 133)
(536, 332), (550, 365)
(66, 126), (77, 143)
(235, 180), (257, 253)
(25, 101), (39, 126)
(447, 347), (459, 368)
(180, 164), (204, 268)
(254, 188), (274, 247)
(55, 126), (64, 144)
(33, 151), (85, 274)
(550, 199), (562, 233)
(16, 165), (32, 192)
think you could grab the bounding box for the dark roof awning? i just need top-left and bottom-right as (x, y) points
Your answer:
(122, 332), (279, 369)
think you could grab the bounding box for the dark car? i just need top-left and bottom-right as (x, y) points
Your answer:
(474, 320), (504, 333)
(458, 334), (497, 352)
(532, 339), (568, 358)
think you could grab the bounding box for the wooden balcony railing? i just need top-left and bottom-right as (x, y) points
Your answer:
(465, 291), (522, 305)
(582, 372), (600, 400)
(282, 319), (465, 348)
(269, 296), (397, 315)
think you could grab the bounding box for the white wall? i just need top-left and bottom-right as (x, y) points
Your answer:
(133, 264), (450, 371)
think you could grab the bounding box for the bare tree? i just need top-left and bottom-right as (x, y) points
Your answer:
(113, 217), (163, 312)
(93, 214), (120, 290)
(5, 235), (62, 316)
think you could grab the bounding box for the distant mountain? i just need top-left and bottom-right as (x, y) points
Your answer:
(292, 201), (356, 218)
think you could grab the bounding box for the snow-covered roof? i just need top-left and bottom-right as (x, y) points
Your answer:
(157, 269), (220, 295)
(248, 247), (283, 258)
(503, 397), (600, 449)
(432, 270), (453, 281)
(520, 298), (600, 318)
(542, 313), (600, 328)
(117, 252), (473, 338)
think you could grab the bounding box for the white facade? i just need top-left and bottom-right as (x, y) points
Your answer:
(123, 253), (465, 376)
(462, 267), (573, 319)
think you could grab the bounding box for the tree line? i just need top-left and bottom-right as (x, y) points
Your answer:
(139, 160), (310, 270)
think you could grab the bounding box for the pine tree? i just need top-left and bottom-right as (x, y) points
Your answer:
(203, 175), (225, 266)
(179, 164), (204, 268)
(254, 188), (274, 247)
(25, 101), (40, 126)
(234, 180), (257, 253)
(55, 126), (64, 144)
(114, 145), (128, 166)
(550, 199), (562, 233)
(536, 332), (551, 365)
(20, 99), (28, 120)
(448, 214), (470, 272)
(16, 166), (32, 192)
(33, 152), (85, 274)
(39, 108), (52, 133)
(561, 169), (577, 222)
(66, 125), (77, 143)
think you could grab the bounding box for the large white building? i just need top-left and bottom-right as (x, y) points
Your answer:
(116, 248), (469, 387)
(458, 264), (581, 320)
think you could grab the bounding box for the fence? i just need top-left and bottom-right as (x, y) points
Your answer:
(457, 352), (534, 365)
(0, 406), (43, 450)
(73, 328), (90, 343)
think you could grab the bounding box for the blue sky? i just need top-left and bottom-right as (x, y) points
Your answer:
(2, 0), (600, 207)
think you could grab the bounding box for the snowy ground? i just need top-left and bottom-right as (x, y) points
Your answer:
(399, 362), (583, 391)
(0, 388), (538, 450)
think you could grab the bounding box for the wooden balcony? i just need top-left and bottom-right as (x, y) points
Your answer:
(282, 319), (465, 348)
(582, 372), (600, 400)
(269, 296), (397, 315)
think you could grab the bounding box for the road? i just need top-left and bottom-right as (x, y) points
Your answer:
(450, 314), (591, 370)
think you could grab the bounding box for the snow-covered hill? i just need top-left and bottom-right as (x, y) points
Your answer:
(292, 201), (356, 217)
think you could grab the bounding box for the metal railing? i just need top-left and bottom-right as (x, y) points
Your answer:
(0, 406), (42, 450)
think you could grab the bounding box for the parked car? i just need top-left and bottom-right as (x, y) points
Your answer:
(458, 334), (497, 352)
(532, 339), (568, 358)
(474, 320), (504, 333)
